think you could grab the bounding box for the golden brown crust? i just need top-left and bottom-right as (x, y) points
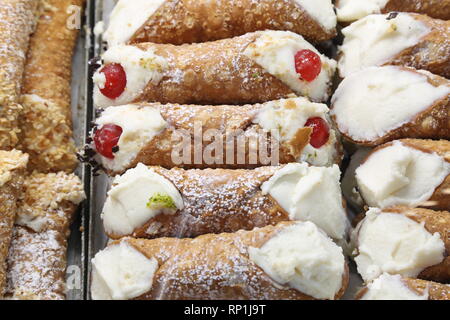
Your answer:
(97, 102), (341, 175)
(0, 0), (38, 150)
(130, 0), (336, 45)
(356, 276), (450, 300)
(18, 0), (86, 173)
(383, 0), (450, 21)
(5, 172), (84, 300)
(332, 68), (450, 147)
(387, 14), (450, 79)
(115, 222), (349, 300)
(402, 278), (450, 300)
(0, 150), (27, 297)
(108, 166), (290, 239)
(134, 34), (296, 105)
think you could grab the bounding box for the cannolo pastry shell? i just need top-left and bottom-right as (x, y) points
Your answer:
(19, 0), (86, 173)
(352, 207), (450, 283)
(91, 222), (349, 300)
(104, 0), (337, 46)
(0, 150), (27, 297)
(331, 66), (449, 147)
(355, 139), (450, 211)
(338, 13), (450, 78)
(102, 163), (349, 242)
(86, 98), (342, 174)
(336, 0), (450, 22)
(5, 172), (85, 300)
(356, 273), (450, 300)
(0, 0), (38, 150)
(93, 31), (337, 107)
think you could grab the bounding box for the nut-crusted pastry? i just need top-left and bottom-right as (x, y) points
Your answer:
(85, 98), (342, 174)
(355, 139), (450, 210)
(91, 222), (349, 300)
(337, 13), (450, 78)
(336, 0), (450, 22)
(331, 66), (449, 146)
(351, 207), (450, 283)
(102, 163), (349, 241)
(5, 172), (85, 300)
(103, 0), (337, 46)
(0, 150), (27, 297)
(93, 31), (337, 107)
(356, 273), (450, 300)
(19, 0), (86, 173)
(0, 0), (39, 150)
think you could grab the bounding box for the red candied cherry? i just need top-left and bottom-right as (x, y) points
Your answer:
(94, 124), (123, 159)
(99, 63), (127, 99)
(295, 49), (322, 82)
(305, 117), (330, 149)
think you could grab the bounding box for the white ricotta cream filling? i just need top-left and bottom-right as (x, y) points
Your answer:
(93, 45), (168, 108)
(261, 163), (348, 240)
(249, 222), (345, 300)
(355, 141), (450, 208)
(294, 0), (336, 31)
(244, 31), (337, 102)
(103, 0), (166, 46)
(336, 0), (388, 22)
(360, 273), (428, 300)
(102, 164), (184, 236)
(95, 105), (168, 172)
(253, 97), (338, 166)
(338, 13), (431, 77)
(353, 208), (445, 282)
(331, 66), (450, 143)
(91, 241), (158, 300)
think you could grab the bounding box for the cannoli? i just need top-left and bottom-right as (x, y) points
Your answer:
(19, 0), (86, 173)
(337, 13), (450, 78)
(85, 98), (342, 174)
(5, 172), (85, 300)
(356, 274), (450, 300)
(103, 0), (337, 46)
(330, 66), (450, 146)
(351, 207), (450, 283)
(336, 0), (450, 22)
(355, 139), (450, 210)
(0, 0), (38, 150)
(91, 221), (349, 300)
(0, 150), (27, 297)
(102, 163), (349, 241)
(93, 31), (337, 107)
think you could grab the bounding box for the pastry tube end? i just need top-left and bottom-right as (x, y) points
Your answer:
(354, 139), (450, 210)
(104, 0), (337, 46)
(351, 207), (449, 283)
(19, 95), (78, 173)
(93, 31), (337, 107)
(85, 98), (342, 174)
(336, 0), (450, 22)
(356, 273), (450, 300)
(19, 0), (86, 173)
(0, 0), (39, 150)
(91, 221), (348, 300)
(331, 66), (449, 146)
(0, 150), (28, 297)
(5, 172), (85, 300)
(102, 164), (349, 241)
(337, 13), (450, 79)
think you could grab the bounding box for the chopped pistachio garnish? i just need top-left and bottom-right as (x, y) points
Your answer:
(139, 57), (163, 72)
(147, 193), (177, 210)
